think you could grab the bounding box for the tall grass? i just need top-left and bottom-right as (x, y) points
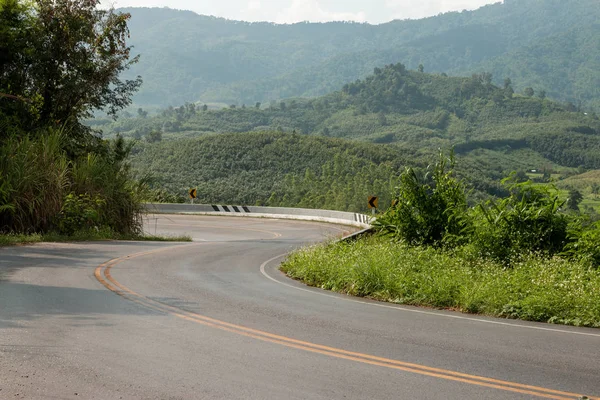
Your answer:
(281, 237), (600, 327)
(71, 139), (145, 234)
(0, 131), (69, 232)
(0, 130), (144, 235)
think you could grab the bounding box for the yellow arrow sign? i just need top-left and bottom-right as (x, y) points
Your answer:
(189, 188), (197, 199)
(368, 196), (378, 209)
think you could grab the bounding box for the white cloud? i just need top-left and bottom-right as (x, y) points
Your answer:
(247, 1), (262, 11)
(276, 0), (366, 23)
(384, 0), (500, 20)
(102, 0), (500, 24)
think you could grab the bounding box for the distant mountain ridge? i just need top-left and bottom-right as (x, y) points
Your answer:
(120, 0), (600, 110)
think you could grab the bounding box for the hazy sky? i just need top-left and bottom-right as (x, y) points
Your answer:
(102, 0), (501, 24)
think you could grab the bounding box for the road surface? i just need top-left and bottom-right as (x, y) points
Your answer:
(1, 214), (599, 399)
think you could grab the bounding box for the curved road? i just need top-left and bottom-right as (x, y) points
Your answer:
(1, 214), (599, 399)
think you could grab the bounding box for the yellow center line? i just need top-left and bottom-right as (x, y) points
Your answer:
(94, 246), (596, 400)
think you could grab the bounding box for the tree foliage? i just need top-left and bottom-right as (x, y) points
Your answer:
(0, 0), (143, 235)
(130, 132), (409, 212)
(374, 151), (469, 246)
(0, 0), (141, 147)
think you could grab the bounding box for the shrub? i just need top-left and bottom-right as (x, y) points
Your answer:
(70, 136), (145, 235)
(373, 150), (470, 247)
(0, 131), (69, 232)
(471, 177), (571, 262)
(0, 131), (144, 235)
(56, 193), (104, 235)
(563, 221), (600, 268)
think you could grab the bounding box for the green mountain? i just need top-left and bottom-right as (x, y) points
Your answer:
(105, 64), (600, 159)
(121, 0), (600, 110)
(478, 23), (600, 112)
(94, 64), (600, 210)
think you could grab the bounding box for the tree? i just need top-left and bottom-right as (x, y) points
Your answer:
(538, 90), (546, 100)
(418, 64), (424, 73)
(146, 130), (162, 143)
(514, 170), (529, 182)
(137, 108), (148, 118)
(280, 101), (286, 111)
(255, 102), (261, 109)
(492, 91), (505, 104)
(186, 102), (196, 115)
(0, 0), (141, 146)
(591, 183), (599, 199)
(524, 87), (535, 97)
(503, 78), (514, 98)
(0, 0), (39, 134)
(202, 104), (208, 112)
(481, 72), (493, 85)
(541, 170), (551, 183)
(567, 189), (583, 211)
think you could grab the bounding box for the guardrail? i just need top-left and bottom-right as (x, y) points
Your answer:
(145, 203), (373, 228)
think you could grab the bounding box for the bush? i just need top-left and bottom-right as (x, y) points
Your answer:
(56, 193), (104, 235)
(0, 131), (144, 235)
(563, 221), (600, 268)
(472, 177), (571, 262)
(0, 131), (69, 232)
(373, 150), (470, 247)
(372, 155), (591, 265)
(70, 136), (145, 235)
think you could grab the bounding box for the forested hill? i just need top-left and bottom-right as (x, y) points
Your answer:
(120, 0), (600, 111)
(89, 63), (600, 211)
(99, 63), (600, 176)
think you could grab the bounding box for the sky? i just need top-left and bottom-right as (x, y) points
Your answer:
(101, 0), (501, 24)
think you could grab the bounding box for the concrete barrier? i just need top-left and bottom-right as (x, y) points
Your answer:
(145, 203), (373, 228)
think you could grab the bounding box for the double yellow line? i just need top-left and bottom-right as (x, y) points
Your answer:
(95, 246), (595, 400)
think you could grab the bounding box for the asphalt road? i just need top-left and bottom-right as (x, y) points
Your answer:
(1, 214), (599, 400)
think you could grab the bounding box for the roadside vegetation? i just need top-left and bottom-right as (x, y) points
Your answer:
(0, 0), (179, 243)
(0, 230), (191, 247)
(282, 152), (600, 327)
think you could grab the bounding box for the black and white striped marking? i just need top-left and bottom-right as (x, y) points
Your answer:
(354, 213), (370, 224)
(211, 205), (251, 213)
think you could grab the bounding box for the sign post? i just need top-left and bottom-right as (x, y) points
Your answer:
(189, 188), (197, 205)
(368, 196), (378, 215)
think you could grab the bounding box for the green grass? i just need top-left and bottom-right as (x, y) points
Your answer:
(0, 230), (192, 246)
(281, 236), (600, 328)
(0, 233), (44, 246)
(580, 197), (600, 213)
